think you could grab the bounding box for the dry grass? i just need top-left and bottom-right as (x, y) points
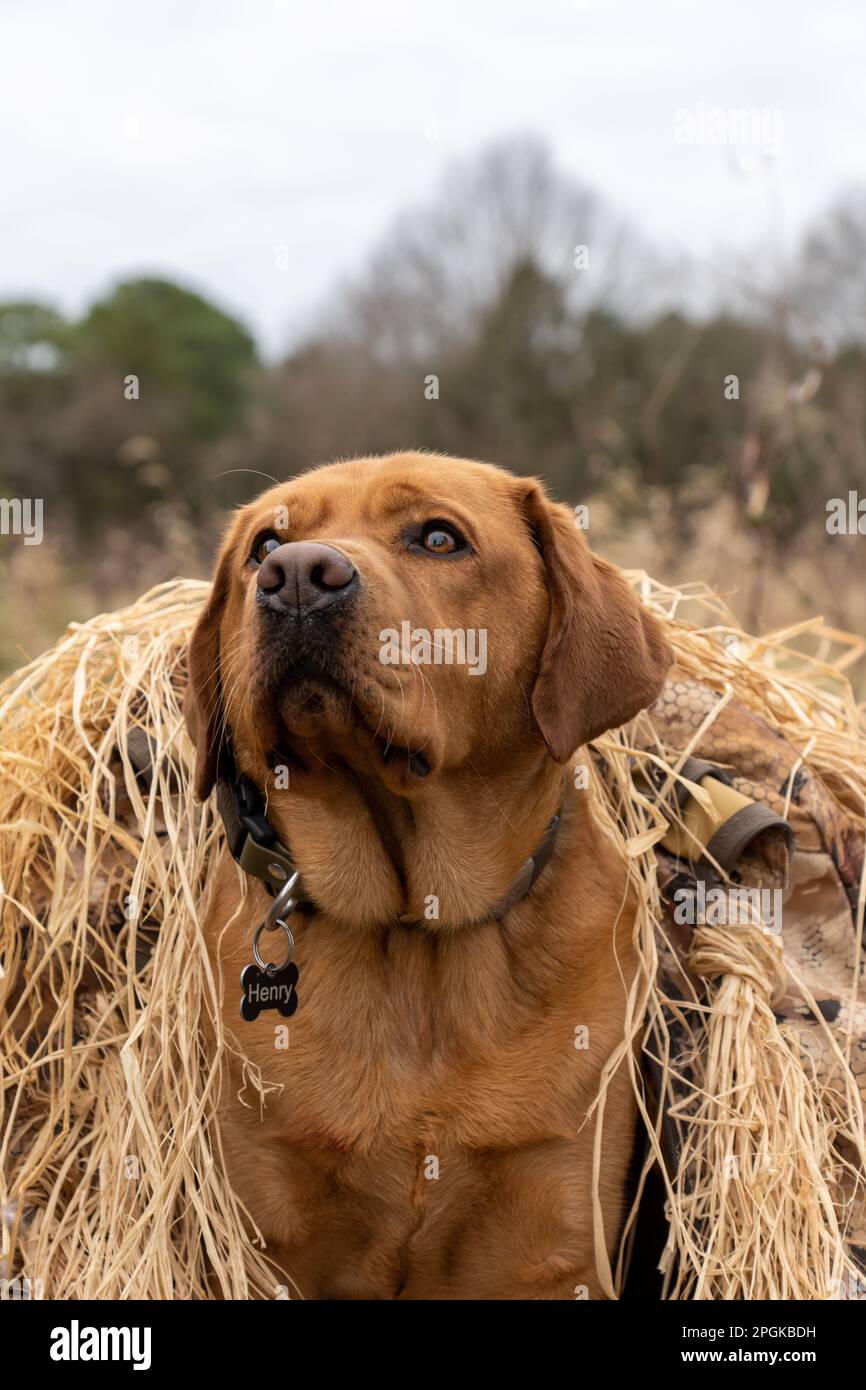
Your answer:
(596, 575), (866, 1299)
(1, 574), (864, 1299)
(0, 580), (278, 1298)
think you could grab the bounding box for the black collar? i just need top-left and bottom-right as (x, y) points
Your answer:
(215, 751), (562, 922)
(216, 764), (300, 897)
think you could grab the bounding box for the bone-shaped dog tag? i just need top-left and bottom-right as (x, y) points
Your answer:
(240, 961), (299, 1022)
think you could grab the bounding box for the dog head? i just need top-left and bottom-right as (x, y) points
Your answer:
(185, 452), (672, 801)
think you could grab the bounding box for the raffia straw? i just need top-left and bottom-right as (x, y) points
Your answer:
(1, 580), (283, 1299)
(591, 573), (866, 1301)
(1, 572), (865, 1299)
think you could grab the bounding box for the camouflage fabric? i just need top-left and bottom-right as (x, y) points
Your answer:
(644, 674), (866, 1265)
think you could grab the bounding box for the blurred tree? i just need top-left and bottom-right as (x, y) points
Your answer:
(55, 277), (260, 535)
(0, 301), (69, 375)
(3, 138), (866, 672)
(635, 314), (762, 490)
(0, 279), (258, 542)
(77, 277), (257, 439)
(425, 257), (581, 472)
(335, 135), (650, 364)
(0, 301), (71, 412)
(795, 189), (866, 349)
(0, 301), (76, 508)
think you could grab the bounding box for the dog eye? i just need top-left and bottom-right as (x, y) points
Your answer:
(420, 524), (462, 555)
(251, 533), (281, 564)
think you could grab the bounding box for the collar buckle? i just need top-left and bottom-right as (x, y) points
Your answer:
(216, 766), (303, 897)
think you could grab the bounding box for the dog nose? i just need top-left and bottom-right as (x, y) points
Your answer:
(256, 541), (358, 618)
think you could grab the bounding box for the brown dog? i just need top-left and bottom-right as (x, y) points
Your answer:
(185, 451), (672, 1299)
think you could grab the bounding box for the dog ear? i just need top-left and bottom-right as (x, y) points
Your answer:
(184, 543), (235, 800)
(522, 482), (673, 762)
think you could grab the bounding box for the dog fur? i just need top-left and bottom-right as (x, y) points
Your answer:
(185, 451), (672, 1299)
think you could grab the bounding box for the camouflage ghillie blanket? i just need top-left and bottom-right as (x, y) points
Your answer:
(1, 577), (864, 1299)
(636, 673), (866, 1284)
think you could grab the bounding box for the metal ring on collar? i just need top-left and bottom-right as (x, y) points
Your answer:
(264, 869), (302, 931)
(253, 919), (295, 974)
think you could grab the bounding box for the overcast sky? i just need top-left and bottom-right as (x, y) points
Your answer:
(1, 0), (863, 356)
